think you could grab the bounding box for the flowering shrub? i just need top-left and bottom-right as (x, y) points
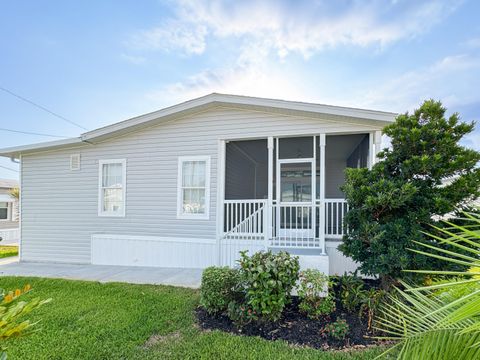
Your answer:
(322, 319), (349, 340)
(0, 285), (51, 359)
(297, 269), (335, 319)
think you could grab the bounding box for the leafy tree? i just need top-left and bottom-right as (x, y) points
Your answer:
(340, 100), (480, 285)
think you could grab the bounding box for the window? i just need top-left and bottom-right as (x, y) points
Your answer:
(0, 202), (8, 220)
(177, 156), (210, 219)
(98, 159), (126, 217)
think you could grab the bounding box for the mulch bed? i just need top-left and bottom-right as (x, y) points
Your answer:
(196, 280), (384, 350)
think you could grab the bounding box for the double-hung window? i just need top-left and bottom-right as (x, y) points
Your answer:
(0, 202), (8, 221)
(177, 156), (210, 219)
(98, 159), (126, 217)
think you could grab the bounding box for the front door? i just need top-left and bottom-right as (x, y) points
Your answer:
(277, 159), (315, 238)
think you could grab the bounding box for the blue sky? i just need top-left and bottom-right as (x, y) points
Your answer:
(1, 0), (480, 179)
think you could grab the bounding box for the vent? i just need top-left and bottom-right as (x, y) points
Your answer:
(70, 154), (81, 170)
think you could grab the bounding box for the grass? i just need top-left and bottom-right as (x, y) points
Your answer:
(0, 245), (18, 258)
(0, 277), (385, 359)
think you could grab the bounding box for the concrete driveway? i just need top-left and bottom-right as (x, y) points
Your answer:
(0, 261), (203, 288)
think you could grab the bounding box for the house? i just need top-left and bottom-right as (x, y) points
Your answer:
(0, 94), (396, 274)
(0, 178), (20, 243)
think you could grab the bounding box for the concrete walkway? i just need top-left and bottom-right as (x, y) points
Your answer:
(0, 261), (203, 288)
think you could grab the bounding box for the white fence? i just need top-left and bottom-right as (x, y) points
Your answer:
(0, 228), (20, 243)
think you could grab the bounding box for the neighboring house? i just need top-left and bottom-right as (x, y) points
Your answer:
(0, 178), (20, 243)
(0, 94), (396, 274)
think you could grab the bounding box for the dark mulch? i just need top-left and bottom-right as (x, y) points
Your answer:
(196, 280), (384, 350)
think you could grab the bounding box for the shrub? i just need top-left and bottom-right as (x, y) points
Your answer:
(359, 288), (387, 331)
(297, 269), (335, 319)
(0, 285), (51, 359)
(238, 250), (299, 322)
(200, 266), (241, 314)
(322, 319), (349, 340)
(226, 301), (257, 328)
(337, 272), (366, 313)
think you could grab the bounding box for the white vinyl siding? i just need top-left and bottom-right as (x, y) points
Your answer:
(177, 156), (210, 219)
(19, 106), (384, 264)
(98, 159), (126, 217)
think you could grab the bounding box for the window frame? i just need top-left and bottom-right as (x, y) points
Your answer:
(177, 155), (211, 220)
(98, 159), (127, 217)
(0, 202), (9, 221)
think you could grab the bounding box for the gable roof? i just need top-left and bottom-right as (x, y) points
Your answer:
(0, 93), (397, 158)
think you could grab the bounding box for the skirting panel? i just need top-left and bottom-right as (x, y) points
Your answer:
(91, 234), (217, 269)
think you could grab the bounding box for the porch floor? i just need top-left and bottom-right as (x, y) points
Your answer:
(0, 260), (203, 288)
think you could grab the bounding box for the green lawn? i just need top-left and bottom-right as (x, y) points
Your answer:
(0, 277), (385, 359)
(0, 245), (18, 258)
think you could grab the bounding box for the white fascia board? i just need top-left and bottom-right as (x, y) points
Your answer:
(0, 137), (83, 158)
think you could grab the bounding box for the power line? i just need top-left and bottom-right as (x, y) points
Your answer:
(0, 127), (68, 138)
(0, 164), (19, 173)
(0, 85), (89, 131)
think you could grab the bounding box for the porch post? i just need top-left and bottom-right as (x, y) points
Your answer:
(374, 130), (382, 164)
(266, 137), (274, 249)
(368, 132), (374, 170)
(216, 139), (226, 266)
(319, 134), (326, 255)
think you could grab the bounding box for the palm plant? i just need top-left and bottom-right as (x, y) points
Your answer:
(375, 212), (480, 359)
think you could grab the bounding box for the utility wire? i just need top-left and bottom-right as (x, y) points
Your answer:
(0, 127), (68, 138)
(0, 164), (19, 173)
(0, 85), (89, 131)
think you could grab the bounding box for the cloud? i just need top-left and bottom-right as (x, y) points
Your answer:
(129, 0), (460, 58)
(136, 0), (470, 115)
(358, 54), (480, 112)
(128, 19), (207, 55)
(120, 53), (147, 65)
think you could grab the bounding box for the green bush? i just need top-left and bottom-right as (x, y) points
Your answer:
(297, 269), (335, 319)
(238, 250), (300, 322)
(337, 272), (366, 313)
(200, 266), (241, 314)
(322, 318), (349, 340)
(226, 301), (256, 328)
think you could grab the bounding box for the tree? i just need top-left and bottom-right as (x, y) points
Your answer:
(339, 100), (480, 285)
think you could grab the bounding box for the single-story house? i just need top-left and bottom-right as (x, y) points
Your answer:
(0, 178), (20, 243)
(0, 94), (396, 274)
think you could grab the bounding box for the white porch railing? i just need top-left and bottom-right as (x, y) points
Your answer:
(325, 199), (349, 239)
(223, 199), (267, 239)
(220, 199), (349, 266)
(222, 198), (349, 244)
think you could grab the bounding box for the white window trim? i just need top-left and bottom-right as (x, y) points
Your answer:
(0, 201), (10, 222)
(177, 155), (211, 220)
(98, 159), (126, 217)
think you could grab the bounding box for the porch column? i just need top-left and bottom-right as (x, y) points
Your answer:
(368, 132), (375, 170)
(374, 130), (382, 164)
(266, 137), (274, 249)
(216, 139), (226, 266)
(319, 134), (326, 255)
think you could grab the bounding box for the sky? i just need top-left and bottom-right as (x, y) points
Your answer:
(1, 0), (480, 179)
